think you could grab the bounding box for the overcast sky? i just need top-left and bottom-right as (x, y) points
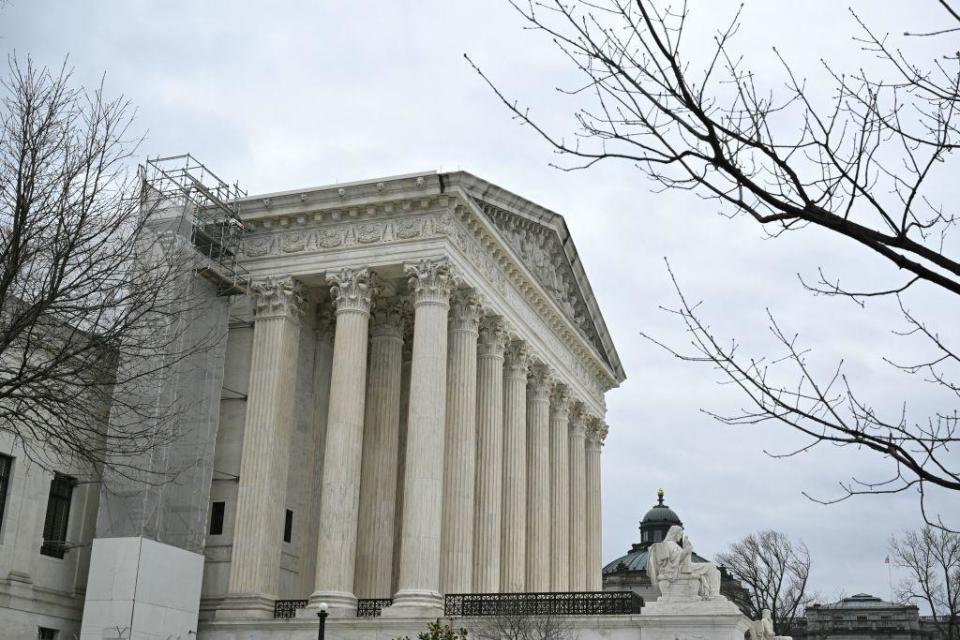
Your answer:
(4, 0), (957, 606)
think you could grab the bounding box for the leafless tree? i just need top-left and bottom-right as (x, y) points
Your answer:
(0, 56), (221, 481)
(470, 1), (960, 526)
(716, 530), (814, 635)
(891, 527), (960, 640)
(472, 612), (573, 640)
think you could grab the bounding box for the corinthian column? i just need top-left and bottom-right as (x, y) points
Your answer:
(392, 323), (414, 595)
(472, 316), (507, 593)
(354, 296), (406, 599)
(500, 339), (529, 593)
(439, 289), (481, 595)
(548, 384), (571, 591)
(525, 362), (552, 591)
(568, 404), (587, 591)
(385, 259), (452, 617)
(585, 419), (607, 591)
(222, 277), (305, 618)
(309, 267), (377, 616)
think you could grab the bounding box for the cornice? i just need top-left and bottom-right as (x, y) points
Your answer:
(236, 171), (443, 220)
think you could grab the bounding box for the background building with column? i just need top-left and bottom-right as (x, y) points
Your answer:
(0, 163), (626, 639)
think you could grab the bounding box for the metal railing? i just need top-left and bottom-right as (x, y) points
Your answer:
(273, 599), (308, 619)
(357, 598), (393, 617)
(444, 591), (643, 617)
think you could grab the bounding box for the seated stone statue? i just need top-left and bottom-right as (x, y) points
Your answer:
(647, 525), (722, 601)
(748, 609), (775, 640)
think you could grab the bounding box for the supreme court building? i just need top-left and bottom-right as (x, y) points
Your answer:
(0, 161), (627, 639)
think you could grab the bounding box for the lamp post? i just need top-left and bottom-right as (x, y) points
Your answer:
(317, 602), (329, 640)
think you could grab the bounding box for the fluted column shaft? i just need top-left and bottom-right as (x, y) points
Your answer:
(225, 278), (304, 615)
(585, 421), (606, 591)
(568, 406), (587, 591)
(310, 268), (376, 615)
(387, 259), (452, 616)
(472, 316), (507, 592)
(439, 290), (481, 595)
(525, 363), (551, 591)
(500, 340), (529, 592)
(548, 385), (571, 591)
(392, 330), (413, 596)
(354, 298), (406, 599)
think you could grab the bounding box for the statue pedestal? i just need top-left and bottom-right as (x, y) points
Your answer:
(642, 577), (749, 640)
(640, 609), (751, 640)
(643, 595), (744, 616)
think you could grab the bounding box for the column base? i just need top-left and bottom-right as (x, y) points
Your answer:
(214, 593), (278, 620)
(307, 590), (358, 617)
(380, 589), (443, 619)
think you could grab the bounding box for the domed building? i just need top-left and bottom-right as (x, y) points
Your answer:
(602, 489), (747, 607)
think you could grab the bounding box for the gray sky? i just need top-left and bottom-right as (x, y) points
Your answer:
(4, 0), (957, 605)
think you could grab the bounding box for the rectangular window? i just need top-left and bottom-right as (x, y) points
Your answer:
(209, 501), (225, 536)
(38, 626), (58, 639)
(0, 454), (12, 530)
(283, 509), (293, 543)
(40, 474), (75, 558)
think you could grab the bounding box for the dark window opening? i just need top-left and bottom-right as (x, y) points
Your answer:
(283, 509), (293, 543)
(40, 473), (75, 558)
(38, 627), (58, 640)
(0, 454), (12, 530)
(209, 501), (225, 535)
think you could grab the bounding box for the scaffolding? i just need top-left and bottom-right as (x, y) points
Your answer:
(96, 154), (242, 553)
(140, 154), (248, 296)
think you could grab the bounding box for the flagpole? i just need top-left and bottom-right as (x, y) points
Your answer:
(886, 556), (893, 602)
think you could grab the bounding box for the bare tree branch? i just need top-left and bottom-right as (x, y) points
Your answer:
(890, 527), (960, 640)
(0, 56), (224, 482)
(717, 530), (816, 635)
(478, 0), (960, 527)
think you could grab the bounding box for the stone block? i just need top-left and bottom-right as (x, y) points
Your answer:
(79, 537), (204, 640)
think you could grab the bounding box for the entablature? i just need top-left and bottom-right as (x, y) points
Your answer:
(232, 170), (623, 409)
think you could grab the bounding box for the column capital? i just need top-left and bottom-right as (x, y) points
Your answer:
(405, 258), (453, 307)
(504, 340), (530, 380)
(371, 295), (409, 340)
(251, 276), (306, 320)
(478, 315), (508, 358)
(550, 383), (571, 417)
(449, 288), (481, 334)
(586, 417), (608, 448)
(527, 362), (552, 402)
(327, 267), (379, 315)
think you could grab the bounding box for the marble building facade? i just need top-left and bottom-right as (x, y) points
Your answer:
(204, 170), (626, 622)
(0, 168), (626, 638)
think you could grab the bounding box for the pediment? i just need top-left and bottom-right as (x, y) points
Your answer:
(470, 196), (612, 370)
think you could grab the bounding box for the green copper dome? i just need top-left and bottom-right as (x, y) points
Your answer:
(640, 488), (683, 543)
(603, 489), (705, 577)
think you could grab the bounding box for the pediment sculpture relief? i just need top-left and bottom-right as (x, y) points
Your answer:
(474, 199), (605, 357)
